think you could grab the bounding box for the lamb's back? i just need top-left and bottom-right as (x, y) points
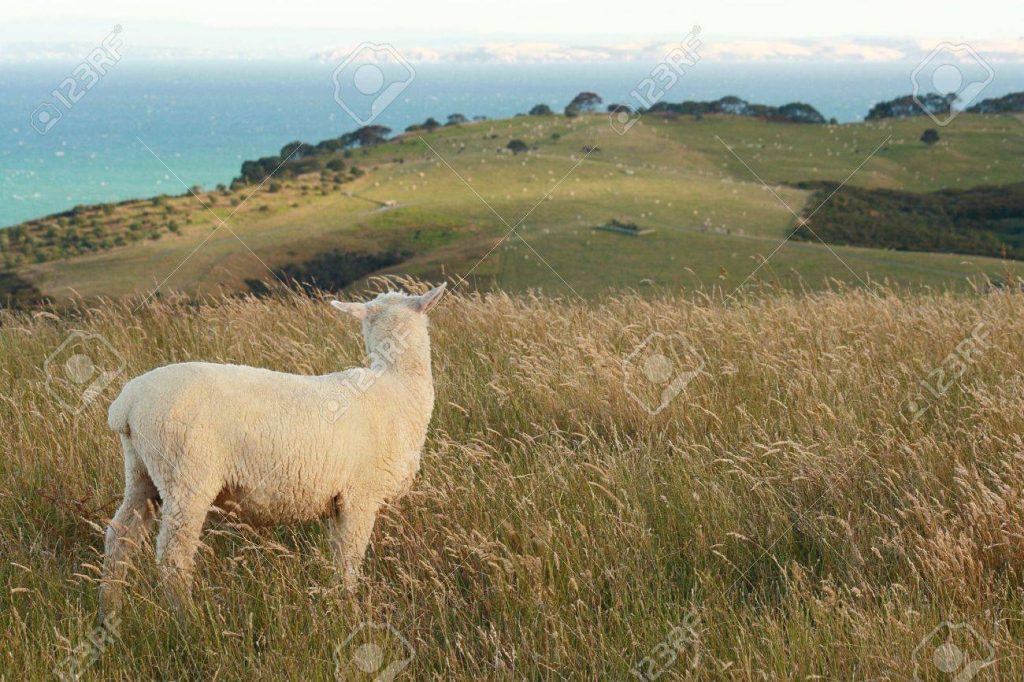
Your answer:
(109, 362), (330, 434)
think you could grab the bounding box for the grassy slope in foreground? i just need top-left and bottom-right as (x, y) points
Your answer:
(2, 287), (1022, 677)
(9, 112), (1024, 301)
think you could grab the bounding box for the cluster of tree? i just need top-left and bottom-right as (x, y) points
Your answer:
(0, 271), (48, 311)
(0, 202), (175, 266)
(967, 91), (1024, 114)
(236, 126), (390, 183)
(646, 96), (826, 123)
(405, 113), (469, 133)
(528, 93), (824, 123)
(245, 248), (410, 296)
(239, 110), (487, 185)
(791, 181), (1024, 259)
(405, 117), (442, 133)
(865, 93), (956, 120)
(865, 91), (1024, 120)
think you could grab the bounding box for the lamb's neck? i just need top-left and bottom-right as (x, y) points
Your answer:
(367, 326), (433, 382)
(370, 342), (434, 416)
(374, 345), (432, 380)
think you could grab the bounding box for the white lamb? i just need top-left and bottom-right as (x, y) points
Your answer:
(98, 283), (446, 620)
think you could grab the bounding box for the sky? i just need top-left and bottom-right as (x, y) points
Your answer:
(0, 0), (1020, 61)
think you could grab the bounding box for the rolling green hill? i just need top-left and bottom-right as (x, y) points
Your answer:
(3, 109), (1024, 304)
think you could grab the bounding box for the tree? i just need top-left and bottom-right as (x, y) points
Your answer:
(446, 113), (468, 126)
(280, 141), (317, 159)
(920, 128), (940, 145)
(866, 93), (956, 121)
(314, 137), (347, 154)
(529, 104), (554, 116)
(344, 125), (392, 148)
(405, 117), (441, 133)
(239, 155), (286, 184)
(607, 103), (633, 115)
(506, 139), (529, 155)
(564, 92), (602, 117)
(773, 102), (826, 124)
(967, 91), (1024, 114)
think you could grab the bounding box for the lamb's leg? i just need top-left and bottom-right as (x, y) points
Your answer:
(98, 442), (158, 625)
(154, 496), (209, 614)
(330, 497), (382, 589)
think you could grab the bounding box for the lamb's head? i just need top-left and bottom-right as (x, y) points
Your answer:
(330, 283), (446, 365)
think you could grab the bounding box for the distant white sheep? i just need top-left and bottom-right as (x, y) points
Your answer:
(98, 283), (446, 620)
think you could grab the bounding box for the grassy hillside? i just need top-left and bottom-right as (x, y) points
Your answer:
(2, 284), (1023, 678)
(4, 111), (1024, 302)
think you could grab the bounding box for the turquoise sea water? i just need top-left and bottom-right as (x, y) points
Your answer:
(2, 59), (1023, 227)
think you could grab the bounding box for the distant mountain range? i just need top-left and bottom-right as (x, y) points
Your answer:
(4, 36), (1024, 64)
(313, 38), (1024, 64)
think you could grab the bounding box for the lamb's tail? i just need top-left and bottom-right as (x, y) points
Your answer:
(107, 380), (135, 437)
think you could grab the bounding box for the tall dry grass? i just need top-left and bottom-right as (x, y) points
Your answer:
(1, 282), (1023, 679)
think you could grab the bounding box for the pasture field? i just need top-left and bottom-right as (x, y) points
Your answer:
(2, 281), (1023, 679)
(6, 111), (1024, 302)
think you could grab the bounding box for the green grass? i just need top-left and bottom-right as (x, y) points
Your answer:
(6, 112), (1024, 301)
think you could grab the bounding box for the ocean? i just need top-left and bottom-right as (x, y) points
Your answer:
(2, 59), (1023, 228)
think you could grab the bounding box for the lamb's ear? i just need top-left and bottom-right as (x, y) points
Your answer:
(411, 282), (447, 313)
(330, 300), (368, 320)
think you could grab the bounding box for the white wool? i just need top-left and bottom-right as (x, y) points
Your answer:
(99, 283), (445, 619)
